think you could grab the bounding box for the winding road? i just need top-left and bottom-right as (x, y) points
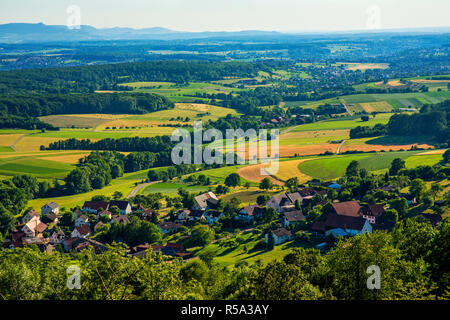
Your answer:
(126, 180), (161, 199)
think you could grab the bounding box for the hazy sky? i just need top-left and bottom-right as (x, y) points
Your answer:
(0, 0), (449, 31)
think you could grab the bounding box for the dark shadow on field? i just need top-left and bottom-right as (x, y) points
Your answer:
(365, 135), (437, 146)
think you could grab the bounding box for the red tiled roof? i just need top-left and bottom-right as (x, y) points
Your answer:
(331, 201), (361, 217)
(74, 225), (91, 236)
(324, 213), (366, 231)
(272, 228), (292, 237)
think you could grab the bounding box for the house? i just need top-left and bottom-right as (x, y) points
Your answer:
(267, 192), (301, 213)
(205, 210), (223, 225)
(48, 229), (65, 244)
(265, 228), (293, 245)
(74, 214), (89, 227)
(188, 210), (206, 221)
(41, 202), (59, 215)
(237, 204), (264, 222)
(41, 213), (59, 225)
(111, 215), (129, 224)
(193, 192), (219, 211)
(329, 201), (362, 217)
(98, 210), (112, 220)
(175, 209), (190, 223)
(323, 213), (372, 238)
(141, 208), (157, 222)
(152, 242), (193, 260)
(361, 204), (386, 225)
(21, 210), (40, 224)
(313, 200), (373, 238)
(82, 201), (109, 214)
(282, 210), (305, 227)
(158, 221), (183, 234)
(109, 200), (132, 215)
(71, 225), (91, 238)
(22, 216), (47, 239)
(64, 237), (106, 253)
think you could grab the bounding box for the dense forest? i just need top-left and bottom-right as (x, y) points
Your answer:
(0, 61), (264, 94)
(349, 100), (450, 145)
(0, 92), (174, 117)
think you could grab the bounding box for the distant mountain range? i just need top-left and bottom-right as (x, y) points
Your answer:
(0, 23), (449, 43)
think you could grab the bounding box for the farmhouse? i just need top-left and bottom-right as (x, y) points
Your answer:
(21, 210), (40, 224)
(267, 192), (302, 213)
(82, 201), (109, 214)
(158, 221), (183, 234)
(109, 200), (132, 215)
(22, 217), (47, 239)
(175, 209), (191, 223)
(193, 192), (218, 211)
(282, 210), (305, 227)
(71, 225), (91, 238)
(236, 204), (264, 222)
(265, 228), (293, 245)
(74, 214), (89, 227)
(41, 202), (59, 215)
(361, 204), (386, 225)
(322, 213), (372, 238)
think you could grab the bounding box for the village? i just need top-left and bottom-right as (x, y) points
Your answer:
(3, 172), (444, 262)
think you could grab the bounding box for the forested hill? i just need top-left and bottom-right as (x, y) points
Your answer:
(0, 61), (263, 94)
(0, 92), (174, 117)
(387, 99), (450, 144)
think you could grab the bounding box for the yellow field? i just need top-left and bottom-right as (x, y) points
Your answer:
(358, 101), (393, 113)
(236, 163), (284, 186)
(13, 136), (67, 152)
(345, 63), (389, 71)
(0, 134), (24, 147)
(118, 81), (175, 88)
(274, 158), (314, 182)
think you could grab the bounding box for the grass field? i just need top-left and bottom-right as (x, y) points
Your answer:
(26, 169), (150, 212)
(190, 231), (312, 268)
(142, 182), (209, 195)
(297, 150), (429, 181)
(292, 113), (392, 132)
(0, 155), (75, 179)
(289, 91), (450, 113)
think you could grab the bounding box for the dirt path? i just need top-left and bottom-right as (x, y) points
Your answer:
(126, 180), (161, 199)
(341, 99), (353, 116)
(9, 134), (27, 152)
(336, 140), (347, 154)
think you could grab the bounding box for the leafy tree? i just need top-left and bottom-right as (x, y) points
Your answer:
(346, 160), (360, 177)
(389, 197), (408, 218)
(383, 209), (399, 224)
(113, 191), (123, 200)
(409, 178), (427, 202)
(430, 183), (444, 200)
(224, 173), (241, 187)
(285, 177), (299, 192)
(442, 149), (450, 164)
(391, 217), (435, 261)
(257, 194), (269, 206)
(259, 177), (273, 190)
(188, 225), (215, 247)
(389, 158), (406, 176)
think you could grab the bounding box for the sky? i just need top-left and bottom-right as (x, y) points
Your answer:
(0, 0), (449, 32)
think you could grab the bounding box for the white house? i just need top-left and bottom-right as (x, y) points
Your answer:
(109, 200), (132, 215)
(21, 210), (40, 224)
(41, 202), (59, 215)
(323, 213), (372, 238)
(282, 210), (305, 227)
(267, 192), (302, 213)
(74, 215), (89, 227)
(22, 216), (47, 239)
(71, 225), (91, 238)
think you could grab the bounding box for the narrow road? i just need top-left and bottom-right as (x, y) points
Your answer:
(341, 100), (353, 116)
(9, 134), (27, 152)
(280, 124), (302, 135)
(336, 139), (347, 154)
(126, 180), (161, 199)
